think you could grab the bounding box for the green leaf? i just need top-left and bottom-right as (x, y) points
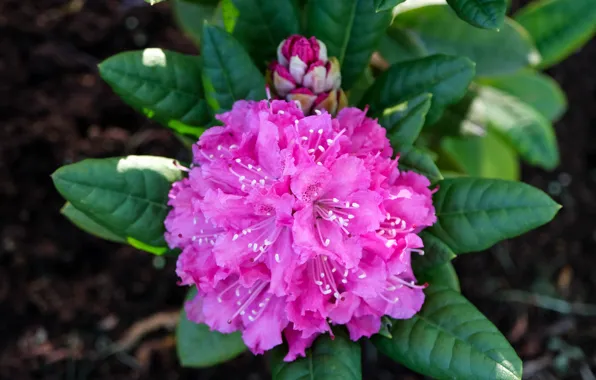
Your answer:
(378, 27), (427, 65)
(446, 0), (507, 29)
(478, 69), (567, 121)
(61, 202), (125, 243)
(416, 262), (461, 292)
(177, 288), (246, 368)
(440, 129), (520, 181)
(347, 67), (375, 106)
(380, 93), (432, 150)
(515, 0), (596, 69)
(474, 86), (559, 170)
(172, 0), (221, 45)
(399, 147), (443, 184)
(307, 0), (392, 90)
(375, 0), (406, 12)
(428, 177), (560, 254)
(271, 330), (362, 380)
(413, 230), (457, 273)
(145, 0), (166, 4)
(361, 54), (475, 125)
(393, 5), (541, 76)
(373, 286), (522, 379)
(222, 0), (240, 33)
(98, 49), (211, 136)
(231, 0), (300, 69)
(52, 156), (182, 249)
(201, 24), (266, 112)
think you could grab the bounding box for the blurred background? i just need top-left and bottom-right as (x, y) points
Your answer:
(0, 0), (595, 379)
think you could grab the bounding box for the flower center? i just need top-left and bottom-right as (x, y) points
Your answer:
(297, 124), (346, 163)
(308, 255), (367, 300)
(228, 158), (274, 192)
(218, 279), (271, 324)
(231, 217), (282, 263)
(313, 198), (359, 246)
(378, 212), (415, 239)
(380, 276), (428, 304)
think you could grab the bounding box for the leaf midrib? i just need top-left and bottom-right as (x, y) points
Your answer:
(54, 177), (169, 210)
(337, 0), (359, 66)
(101, 66), (203, 100)
(437, 204), (556, 217)
(413, 299), (520, 378)
(204, 28), (239, 104)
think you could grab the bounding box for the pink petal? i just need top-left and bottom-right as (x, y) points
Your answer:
(346, 314), (381, 341)
(322, 155), (371, 200)
(242, 296), (288, 354)
(283, 325), (319, 361)
(184, 290), (205, 324)
(290, 164), (331, 203)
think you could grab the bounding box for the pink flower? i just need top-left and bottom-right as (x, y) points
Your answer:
(269, 35), (347, 116)
(166, 100), (436, 361)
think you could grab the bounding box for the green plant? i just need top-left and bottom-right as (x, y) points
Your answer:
(51, 0), (595, 378)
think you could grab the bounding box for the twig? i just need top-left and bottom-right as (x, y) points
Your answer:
(496, 290), (596, 316)
(110, 311), (179, 353)
(370, 52), (390, 71)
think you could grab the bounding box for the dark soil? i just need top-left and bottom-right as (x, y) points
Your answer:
(0, 1), (594, 379)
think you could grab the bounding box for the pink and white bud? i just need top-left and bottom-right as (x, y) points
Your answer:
(324, 57), (341, 92)
(302, 61), (327, 94)
(287, 88), (317, 114)
(313, 89), (348, 116)
(289, 55), (308, 84)
(270, 34), (344, 115)
(278, 35), (326, 66)
(271, 62), (297, 97)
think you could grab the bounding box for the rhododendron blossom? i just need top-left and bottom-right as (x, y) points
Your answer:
(165, 99), (436, 361)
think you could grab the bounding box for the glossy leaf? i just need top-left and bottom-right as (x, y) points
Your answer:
(378, 28), (427, 65)
(399, 147), (443, 184)
(446, 0), (506, 29)
(515, 0), (596, 69)
(373, 286), (522, 379)
(380, 93), (432, 150)
(428, 177), (560, 254)
(375, 0), (406, 12)
(474, 86), (559, 170)
(145, 0), (166, 4)
(222, 0), (240, 33)
(393, 5), (540, 76)
(478, 69), (567, 121)
(271, 331), (361, 380)
(440, 129), (520, 181)
(99, 49), (210, 136)
(201, 24), (266, 112)
(416, 262), (461, 292)
(413, 230), (457, 273)
(361, 54), (475, 125)
(231, 0), (300, 69)
(61, 202), (125, 243)
(308, 0), (392, 90)
(172, 0), (221, 44)
(347, 67), (375, 105)
(177, 288), (246, 368)
(52, 156), (182, 249)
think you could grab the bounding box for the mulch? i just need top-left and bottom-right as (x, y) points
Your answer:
(1, 0), (595, 378)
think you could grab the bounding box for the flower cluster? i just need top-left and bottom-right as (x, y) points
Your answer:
(165, 100), (436, 361)
(269, 35), (347, 116)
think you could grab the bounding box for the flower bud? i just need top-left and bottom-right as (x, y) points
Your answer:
(270, 35), (345, 116)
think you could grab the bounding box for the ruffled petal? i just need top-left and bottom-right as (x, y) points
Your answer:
(242, 296), (288, 354)
(283, 325), (318, 361)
